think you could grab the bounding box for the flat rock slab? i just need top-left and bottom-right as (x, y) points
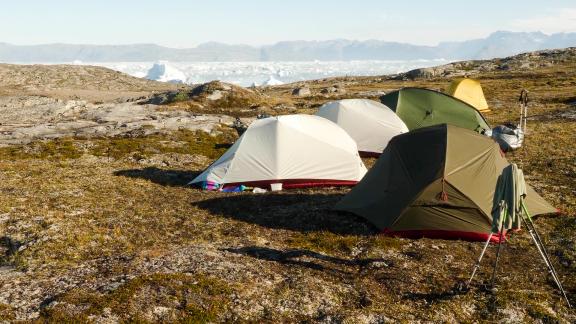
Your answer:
(0, 96), (235, 146)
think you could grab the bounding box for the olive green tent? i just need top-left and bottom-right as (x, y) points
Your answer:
(380, 87), (491, 133)
(335, 124), (556, 242)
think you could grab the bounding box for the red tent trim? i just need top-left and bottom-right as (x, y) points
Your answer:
(223, 179), (358, 190)
(381, 228), (508, 243)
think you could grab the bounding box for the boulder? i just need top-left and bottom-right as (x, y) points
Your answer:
(320, 85), (346, 95)
(206, 90), (224, 101)
(404, 67), (441, 79)
(292, 87), (311, 97)
(187, 81), (262, 104)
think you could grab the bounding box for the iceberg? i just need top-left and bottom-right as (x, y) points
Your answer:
(262, 75), (284, 86)
(145, 61), (187, 84)
(88, 59), (453, 87)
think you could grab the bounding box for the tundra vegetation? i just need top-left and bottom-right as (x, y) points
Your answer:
(0, 49), (574, 322)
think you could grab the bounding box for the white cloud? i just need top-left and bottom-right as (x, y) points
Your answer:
(510, 8), (576, 33)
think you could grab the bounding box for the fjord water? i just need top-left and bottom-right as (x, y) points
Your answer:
(88, 59), (452, 86)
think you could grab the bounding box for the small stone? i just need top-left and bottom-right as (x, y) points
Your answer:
(369, 261), (389, 269)
(153, 306), (171, 317)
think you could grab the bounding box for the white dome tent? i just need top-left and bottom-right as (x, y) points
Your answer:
(190, 115), (367, 190)
(316, 99), (409, 156)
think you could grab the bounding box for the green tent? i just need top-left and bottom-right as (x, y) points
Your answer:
(335, 124), (556, 242)
(380, 87), (491, 133)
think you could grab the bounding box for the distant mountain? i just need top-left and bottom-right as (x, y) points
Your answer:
(0, 43), (260, 62)
(1, 31), (576, 62)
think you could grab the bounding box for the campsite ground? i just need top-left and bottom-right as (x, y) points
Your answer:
(0, 50), (575, 322)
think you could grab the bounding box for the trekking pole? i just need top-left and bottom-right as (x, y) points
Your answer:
(521, 203), (564, 288)
(490, 201), (507, 288)
(523, 92), (528, 134)
(522, 216), (571, 307)
(520, 204), (572, 308)
(466, 232), (493, 289)
(523, 207), (563, 283)
(490, 230), (505, 288)
(518, 90), (524, 131)
(524, 107), (528, 134)
(519, 90), (529, 134)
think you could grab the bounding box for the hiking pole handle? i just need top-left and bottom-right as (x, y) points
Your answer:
(519, 89), (529, 106)
(518, 89), (529, 133)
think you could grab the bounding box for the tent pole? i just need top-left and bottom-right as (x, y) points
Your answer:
(466, 232), (493, 288)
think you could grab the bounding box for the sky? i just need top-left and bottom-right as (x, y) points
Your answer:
(1, 1), (576, 47)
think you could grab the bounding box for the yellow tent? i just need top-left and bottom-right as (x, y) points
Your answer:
(446, 78), (490, 113)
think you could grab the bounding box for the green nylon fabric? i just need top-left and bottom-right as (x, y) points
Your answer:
(381, 88), (491, 133)
(491, 164), (525, 233)
(335, 125), (556, 234)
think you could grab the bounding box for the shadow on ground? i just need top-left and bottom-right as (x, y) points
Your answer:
(0, 236), (23, 266)
(225, 246), (390, 274)
(194, 192), (376, 235)
(114, 167), (202, 187)
(403, 289), (461, 303)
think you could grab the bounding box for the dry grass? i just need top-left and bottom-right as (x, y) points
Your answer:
(0, 60), (575, 322)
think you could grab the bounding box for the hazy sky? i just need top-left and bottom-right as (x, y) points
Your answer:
(1, 1), (576, 47)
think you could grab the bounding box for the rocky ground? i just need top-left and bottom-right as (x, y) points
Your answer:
(0, 96), (237, 146)
(0, 49), (575, 322)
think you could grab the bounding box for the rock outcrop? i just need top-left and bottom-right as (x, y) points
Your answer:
(397, 47), (576, 80)
(292, 87), (312, 97)
(320, 84), (346, 95)
(0, 96), (234, 146)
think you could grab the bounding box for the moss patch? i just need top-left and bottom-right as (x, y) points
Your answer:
(287, 232), (363, 255)
(0, 129), (237, 161)
(0, 303), (16, 321)
(40, 273), (233, 322)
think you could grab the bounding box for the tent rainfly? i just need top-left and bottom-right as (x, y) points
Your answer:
(315, 99), (408, 156)
(380, 87), (491, 133)
(446, 78), (490, 113)
(335, 124), (556, 242)
(190, 115), (367, 190)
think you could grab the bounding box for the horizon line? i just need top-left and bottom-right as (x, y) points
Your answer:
(0, 30), (560, 49)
